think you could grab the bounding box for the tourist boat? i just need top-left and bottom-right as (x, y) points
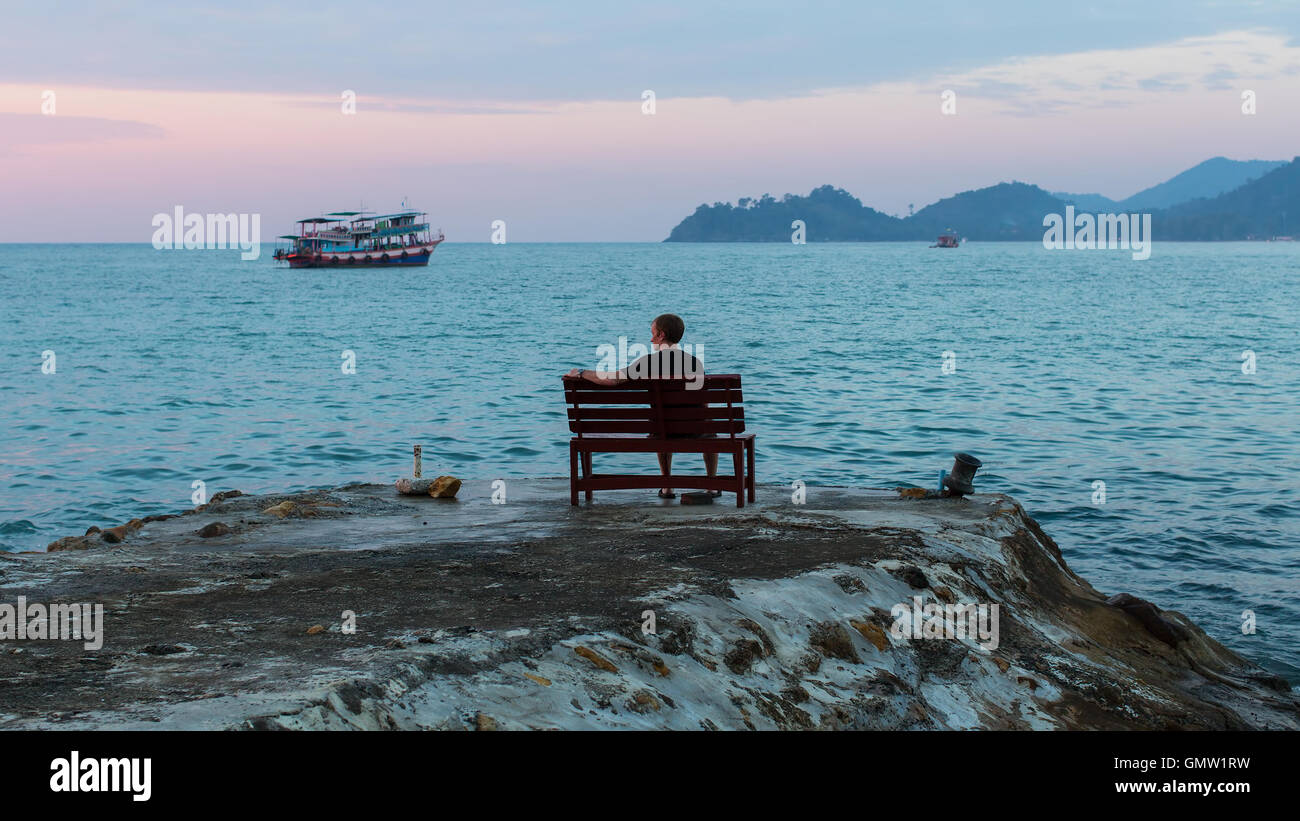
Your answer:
(273, 210), (444, 267)
(930, 230), (960, 248)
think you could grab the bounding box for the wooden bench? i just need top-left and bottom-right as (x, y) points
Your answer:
(563, 374), (756, 507)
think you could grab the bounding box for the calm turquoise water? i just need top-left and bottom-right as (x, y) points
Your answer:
(2, 242), (1297, 681)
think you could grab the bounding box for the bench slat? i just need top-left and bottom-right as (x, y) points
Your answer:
(570, 420), (746, 435)
(564, 388), (742, 405)
(568, 407), (744, 421)
(577, 474), (743, 491)
(562, 374), (741, 386)
(570, 432), (753, 451)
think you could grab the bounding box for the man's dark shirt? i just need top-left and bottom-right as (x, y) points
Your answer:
(626, 348), (703, 382)
(626, 348), (709, 438)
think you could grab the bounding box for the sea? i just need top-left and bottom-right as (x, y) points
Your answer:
(1, 241), (1297, 682)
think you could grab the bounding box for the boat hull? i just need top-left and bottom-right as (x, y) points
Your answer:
(282, 240), (442, 268)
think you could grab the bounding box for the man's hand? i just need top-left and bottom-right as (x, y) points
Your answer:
(565, 368), (582, 378)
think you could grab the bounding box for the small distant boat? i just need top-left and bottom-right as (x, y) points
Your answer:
(930, 230), (960, 248)
(273, 209), (444, 268)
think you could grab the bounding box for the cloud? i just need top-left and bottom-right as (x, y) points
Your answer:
(911, 29), (1296, 113)
(4, 2), (1300, 103)
(277, 97), (553, 116)
(0, 112), (164, 150)
(1138, 75), (1191, 92)
(1202, 65), (1240, 89)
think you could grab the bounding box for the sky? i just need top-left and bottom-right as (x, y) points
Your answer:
(2, 1), (1299, 241)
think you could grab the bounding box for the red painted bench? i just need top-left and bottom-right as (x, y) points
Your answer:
(563, 374), (756, 507)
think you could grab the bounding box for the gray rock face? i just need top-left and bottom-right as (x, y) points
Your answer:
(0, 481), (1294, 730)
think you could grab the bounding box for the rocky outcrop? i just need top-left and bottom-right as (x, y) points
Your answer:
(1, 481), (1294, 730)
(395, 475), (461, 497)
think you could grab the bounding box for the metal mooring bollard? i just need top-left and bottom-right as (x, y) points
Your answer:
(413, 445), (422, 479)
(942, 452), (983, 496)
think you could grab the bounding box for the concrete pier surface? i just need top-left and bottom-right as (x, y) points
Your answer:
(1, 480), (1295, 730)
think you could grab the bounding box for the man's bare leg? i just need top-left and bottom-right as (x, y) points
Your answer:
(658, 452), (673, 496)
(704, 453), (719, 495)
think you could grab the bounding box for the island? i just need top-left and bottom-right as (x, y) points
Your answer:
(664, 157), (1299, 242)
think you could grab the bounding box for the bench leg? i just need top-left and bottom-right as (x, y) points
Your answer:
(581, 452), (593, 501)
(747, 439), (756, 502)
(570, 446), (579, 506)
(733, 449), (744, 508)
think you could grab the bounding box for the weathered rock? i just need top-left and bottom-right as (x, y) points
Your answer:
(808, 621), (862, 663)
(574, 645), (618, 673)
(833, 574), (867, 593)
(736, 618), (776, 655)
(1106, 593), (1189, 647)
(626, 690), (661, 713)
(1247, 671), (1293, 693)
(197, 522), (230, 538)
(723, 638), (766, 674)
(47, 535), (94, 552)
(782, 684), (811, 704)
(429, 476), (462, 499)
(263, 501), (299, 518)
(4, 481), (1296, 731)
(892, 565), (929, 589)
(259, 499), (338, 520)
(395, 478), (434, 495)
(851, 619), (891, 652)
(140, 644), (187, 656)
(98, 518), (144, 545)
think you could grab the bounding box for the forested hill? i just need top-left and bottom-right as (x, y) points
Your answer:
(664, 158), (1300, 241)
(664, 183), (1069, 241)
(664, 185), (900, 241)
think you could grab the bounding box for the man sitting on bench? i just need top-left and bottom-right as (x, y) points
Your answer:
(565, 313), (716, 498)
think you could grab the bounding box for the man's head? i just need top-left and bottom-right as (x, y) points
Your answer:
(651, 313), (685, 346)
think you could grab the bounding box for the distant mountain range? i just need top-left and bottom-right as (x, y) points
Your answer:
(1053, 157), (1287, 212)
(664, 156), (1298, 242)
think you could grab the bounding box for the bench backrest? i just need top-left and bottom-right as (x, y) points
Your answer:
(563, 374), (745, 438)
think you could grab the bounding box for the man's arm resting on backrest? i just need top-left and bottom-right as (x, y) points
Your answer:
(564, 367), (628, 386)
